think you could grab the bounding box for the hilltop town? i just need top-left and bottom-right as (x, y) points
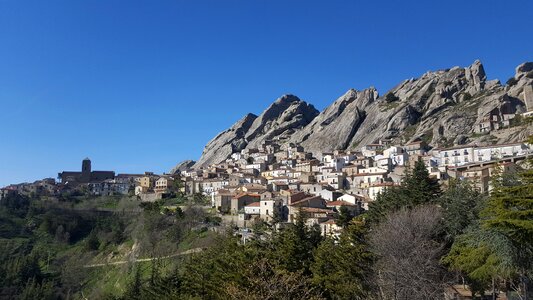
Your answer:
(3, 136), (531, 239)
(3, 61), (533, 241)
(1, 62), (533, 299)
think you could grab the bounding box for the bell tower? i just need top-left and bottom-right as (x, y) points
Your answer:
(81, 158), (91, 182)
(82, 158), (91, 173)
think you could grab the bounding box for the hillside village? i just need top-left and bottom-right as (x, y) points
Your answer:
(3, 61), (532, 239)
(3, 136), (531, 239)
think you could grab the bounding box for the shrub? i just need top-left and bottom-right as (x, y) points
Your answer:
(385, 92), (399, 103)
(506, 77), (518, 86)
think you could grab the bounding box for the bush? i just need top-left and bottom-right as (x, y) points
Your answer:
(506, 77), (518, 86)
(85, 230), (100, 251)
(385, 92), (400, 103)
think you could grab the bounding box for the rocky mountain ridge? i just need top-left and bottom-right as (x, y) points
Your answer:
(186, 60), (533, 169)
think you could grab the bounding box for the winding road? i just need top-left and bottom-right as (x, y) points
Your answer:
(83, 248), (203, 268)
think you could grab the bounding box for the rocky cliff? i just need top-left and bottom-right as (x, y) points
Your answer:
(169, 160), (196, 174)
(193, 95), (319, 168)
(192, 61), (533, 167)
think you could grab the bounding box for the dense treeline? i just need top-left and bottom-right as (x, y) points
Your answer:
(0, 191), (217, 299)
(116, 160), (532, 300)
(0, 193), (133, 299)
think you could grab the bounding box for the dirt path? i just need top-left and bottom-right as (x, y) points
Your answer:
(83, 248), (203, 268)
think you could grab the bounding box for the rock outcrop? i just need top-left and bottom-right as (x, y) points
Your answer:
(193, 95), (319, 167)
(244, 95), (319, 148)
(288, 88), (376, 154)
(193, 113), (257, 167)
(169, 160), (196, 174)
(190, 60), (533, 167)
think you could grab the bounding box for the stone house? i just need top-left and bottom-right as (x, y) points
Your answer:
(259, 198), (283, 222)
(213, 189), (234, 213)
(231, 193), (261, 214)
(154, 177), (175, 194)
(405, 140), (427, 156)
(287, 195), (327, 222)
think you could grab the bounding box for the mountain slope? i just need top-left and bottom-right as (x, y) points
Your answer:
(192, 61), (533, 167)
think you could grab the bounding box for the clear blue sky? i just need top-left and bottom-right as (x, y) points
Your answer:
(0, 0), (531, 186)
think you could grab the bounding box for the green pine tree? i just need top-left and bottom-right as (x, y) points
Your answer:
(311, 219), (374, 299)
(440, 179), (486, 240)
(481, 164), (533, 298)
(367, 159), (441, 224)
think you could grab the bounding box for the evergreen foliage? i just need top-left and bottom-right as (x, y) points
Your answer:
(439, 179), (486, 240)
(311, 219), (374, 299)
(367, 159), (441, 223)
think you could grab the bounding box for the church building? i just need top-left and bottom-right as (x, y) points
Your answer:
(58, 158), (115, 185)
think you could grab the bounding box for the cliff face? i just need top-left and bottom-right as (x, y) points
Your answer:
(169, 160), (196, 174)
(194, 113), (257, 167)
(193, 95), (319, 168)
(244, 95), (320, 149)
(288, 88), (377, 154)
(192, 61), (533, 167)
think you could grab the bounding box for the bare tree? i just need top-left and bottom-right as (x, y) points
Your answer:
(370, 205), (450, 300)
(225, 258), (324, 300)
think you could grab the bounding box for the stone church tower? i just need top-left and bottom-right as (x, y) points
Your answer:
(81, 158), (91, 182)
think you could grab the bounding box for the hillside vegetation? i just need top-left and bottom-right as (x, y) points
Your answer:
(1, 160), (531, 299)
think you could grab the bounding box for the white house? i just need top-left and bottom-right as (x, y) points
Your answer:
(435, 145), (476, 167)
(473, 143), (530, 162)
(338, 193), (366, 205)
(259, 198), (283, 221)
(368, 182), (397, 200)
(326, 157), (346, 171)
(244, 202), (261, 216)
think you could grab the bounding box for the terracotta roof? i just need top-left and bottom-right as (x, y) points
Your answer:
(370, 182), (397, 187)
(353, 172), (387, 177)
(245, 202), (261, 207)
(326, 200), (356, 207)
(233, 193), (261, 199)
(289, 195), (324, 206)
(299, 207), (334, 213)
(320, 219), (338, 225)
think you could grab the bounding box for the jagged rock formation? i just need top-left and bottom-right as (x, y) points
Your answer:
(193, 95), (319, 167)
(194, 113), (257, 167)
(192, 60), (533, 167)
(169, 160), (196, 174)
(244, 95), (319, 148)
(288, 88), (377, 154)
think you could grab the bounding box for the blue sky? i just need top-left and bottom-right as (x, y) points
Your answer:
(0, 0), (531, 186)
